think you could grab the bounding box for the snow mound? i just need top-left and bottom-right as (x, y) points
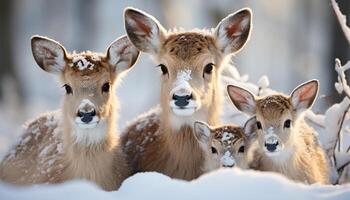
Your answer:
(1, 169), (350, 200)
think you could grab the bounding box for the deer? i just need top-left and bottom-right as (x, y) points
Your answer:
(226, 80), (331, 184)
(121, 7), (252, 180)
(0, 35), (140, 191)
(193, 120), (257, 171)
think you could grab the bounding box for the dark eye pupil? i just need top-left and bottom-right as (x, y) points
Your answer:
(64, 84), (72, 94)
(159, 64), (168, 75)
(284, 119), (291, 128)
(256, 121), (262, 129)
(204, 63), (214, 74)
(211, 147), (217, 154)
(238, 146), (245, 153)
(102, 82), (110, 92)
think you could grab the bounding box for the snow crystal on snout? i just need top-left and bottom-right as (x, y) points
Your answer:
(221, 151), (235, 166)
(171, 69), (192, 95)
(78, 99), (95, 110)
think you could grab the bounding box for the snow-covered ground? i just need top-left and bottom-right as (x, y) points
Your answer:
(1, 0), (350, 199)
(0, 169), (350, 200)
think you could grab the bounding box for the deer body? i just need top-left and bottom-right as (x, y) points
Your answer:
(121, 7), (252, 180)
(227, 80), (330, 184)
(0, 35), (140, 190)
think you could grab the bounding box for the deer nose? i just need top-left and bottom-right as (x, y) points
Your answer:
(77, 110), (96, 123)
(172, 94), (193, 107)
(223, 163), (234, 168)
(265, 141), (279, 152)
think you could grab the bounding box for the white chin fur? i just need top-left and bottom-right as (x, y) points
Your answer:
(171, 107), (196, 116)
(71, 118), (108, 145)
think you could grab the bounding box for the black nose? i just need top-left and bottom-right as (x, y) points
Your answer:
(77, 110), (96, 123)
(173, 94), (192, 107)
(265, 141), (279, 152)
(223, 164), (234, 168)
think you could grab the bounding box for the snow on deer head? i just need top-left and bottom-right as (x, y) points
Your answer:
(124, 7), (252, 130)
(227, 80), (319, 156)
(194, 121), (255, 170)
(31, 35), (139, 145)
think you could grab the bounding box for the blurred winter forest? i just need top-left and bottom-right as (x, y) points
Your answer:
(0, 0), (349, 158)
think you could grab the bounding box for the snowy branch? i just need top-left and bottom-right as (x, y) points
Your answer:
(331, 0), (350, 44)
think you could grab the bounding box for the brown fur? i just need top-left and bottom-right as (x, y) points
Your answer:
(0, 36), (138, 190)
(250, 120), (330, 184)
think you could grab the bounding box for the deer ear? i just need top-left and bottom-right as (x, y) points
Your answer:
(290, 80), (319, 115)
(194, 121), (211, 144)
(243, 116), (257, 138)
(227, 85), (256, 115)
(124, 7), (166, 54)
(31, 35), (68, 74)
(214, 8), (252, 55)
(106, 35), (140, 75)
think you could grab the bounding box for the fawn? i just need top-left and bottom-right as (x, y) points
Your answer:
(193, 120), (256, 171)
(227, 80), (330, 184)
(121, 7), (252, 180)
(0, 35), (139, 190)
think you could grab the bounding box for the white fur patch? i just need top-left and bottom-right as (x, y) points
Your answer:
(170, 100), (197, 116)
(71, 119), (108, 145)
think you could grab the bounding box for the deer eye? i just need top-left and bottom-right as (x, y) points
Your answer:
(102, 82), (110, 93)
(203, 63), (214, 76)
(284, 119), (291, 128)
(238, 145), (245, 153)
(63, 84), (73, 95)
(211, 147), (218, 154)
(158, 64), (168, 75)
(256, 121), (262, 129)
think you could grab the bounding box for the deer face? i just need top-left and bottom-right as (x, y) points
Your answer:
(31, 35), (139, 144)
(194, 122), (252, 169)
(227, 80), (319, 156)
(124, 7), (252, 129)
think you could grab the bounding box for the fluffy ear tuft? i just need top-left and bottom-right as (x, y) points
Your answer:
(243, 116), (257, 138)
(227, 85), (256, 115)
(214, 8), (252, 55)
(124, 7), (165, 54)
(31, 35), (68, 74)
(106, 35), (140, 75)
(194, 121), (211, 144)
(290, 80), (319, 114)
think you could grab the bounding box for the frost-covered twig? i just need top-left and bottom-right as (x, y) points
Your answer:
(335, 59), (350, 99)
(331, 0), (350, 44)
(332, 59), (350, 166)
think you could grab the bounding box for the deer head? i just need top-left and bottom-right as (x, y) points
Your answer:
(124, 7), (252, 130)
(31, 35), (140, 145)
(227, 80), (319, 156)
(194, 120), (255, 169)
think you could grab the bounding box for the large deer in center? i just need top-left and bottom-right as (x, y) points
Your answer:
(0, 35), (139, 190)
(121, 7), (252, 180)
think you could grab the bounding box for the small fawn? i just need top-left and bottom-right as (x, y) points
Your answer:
(193, 121), (255, 171)
(121, 7), (252, 180)
(227, 80), (330, 184)
(0, 35), (140, 190)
